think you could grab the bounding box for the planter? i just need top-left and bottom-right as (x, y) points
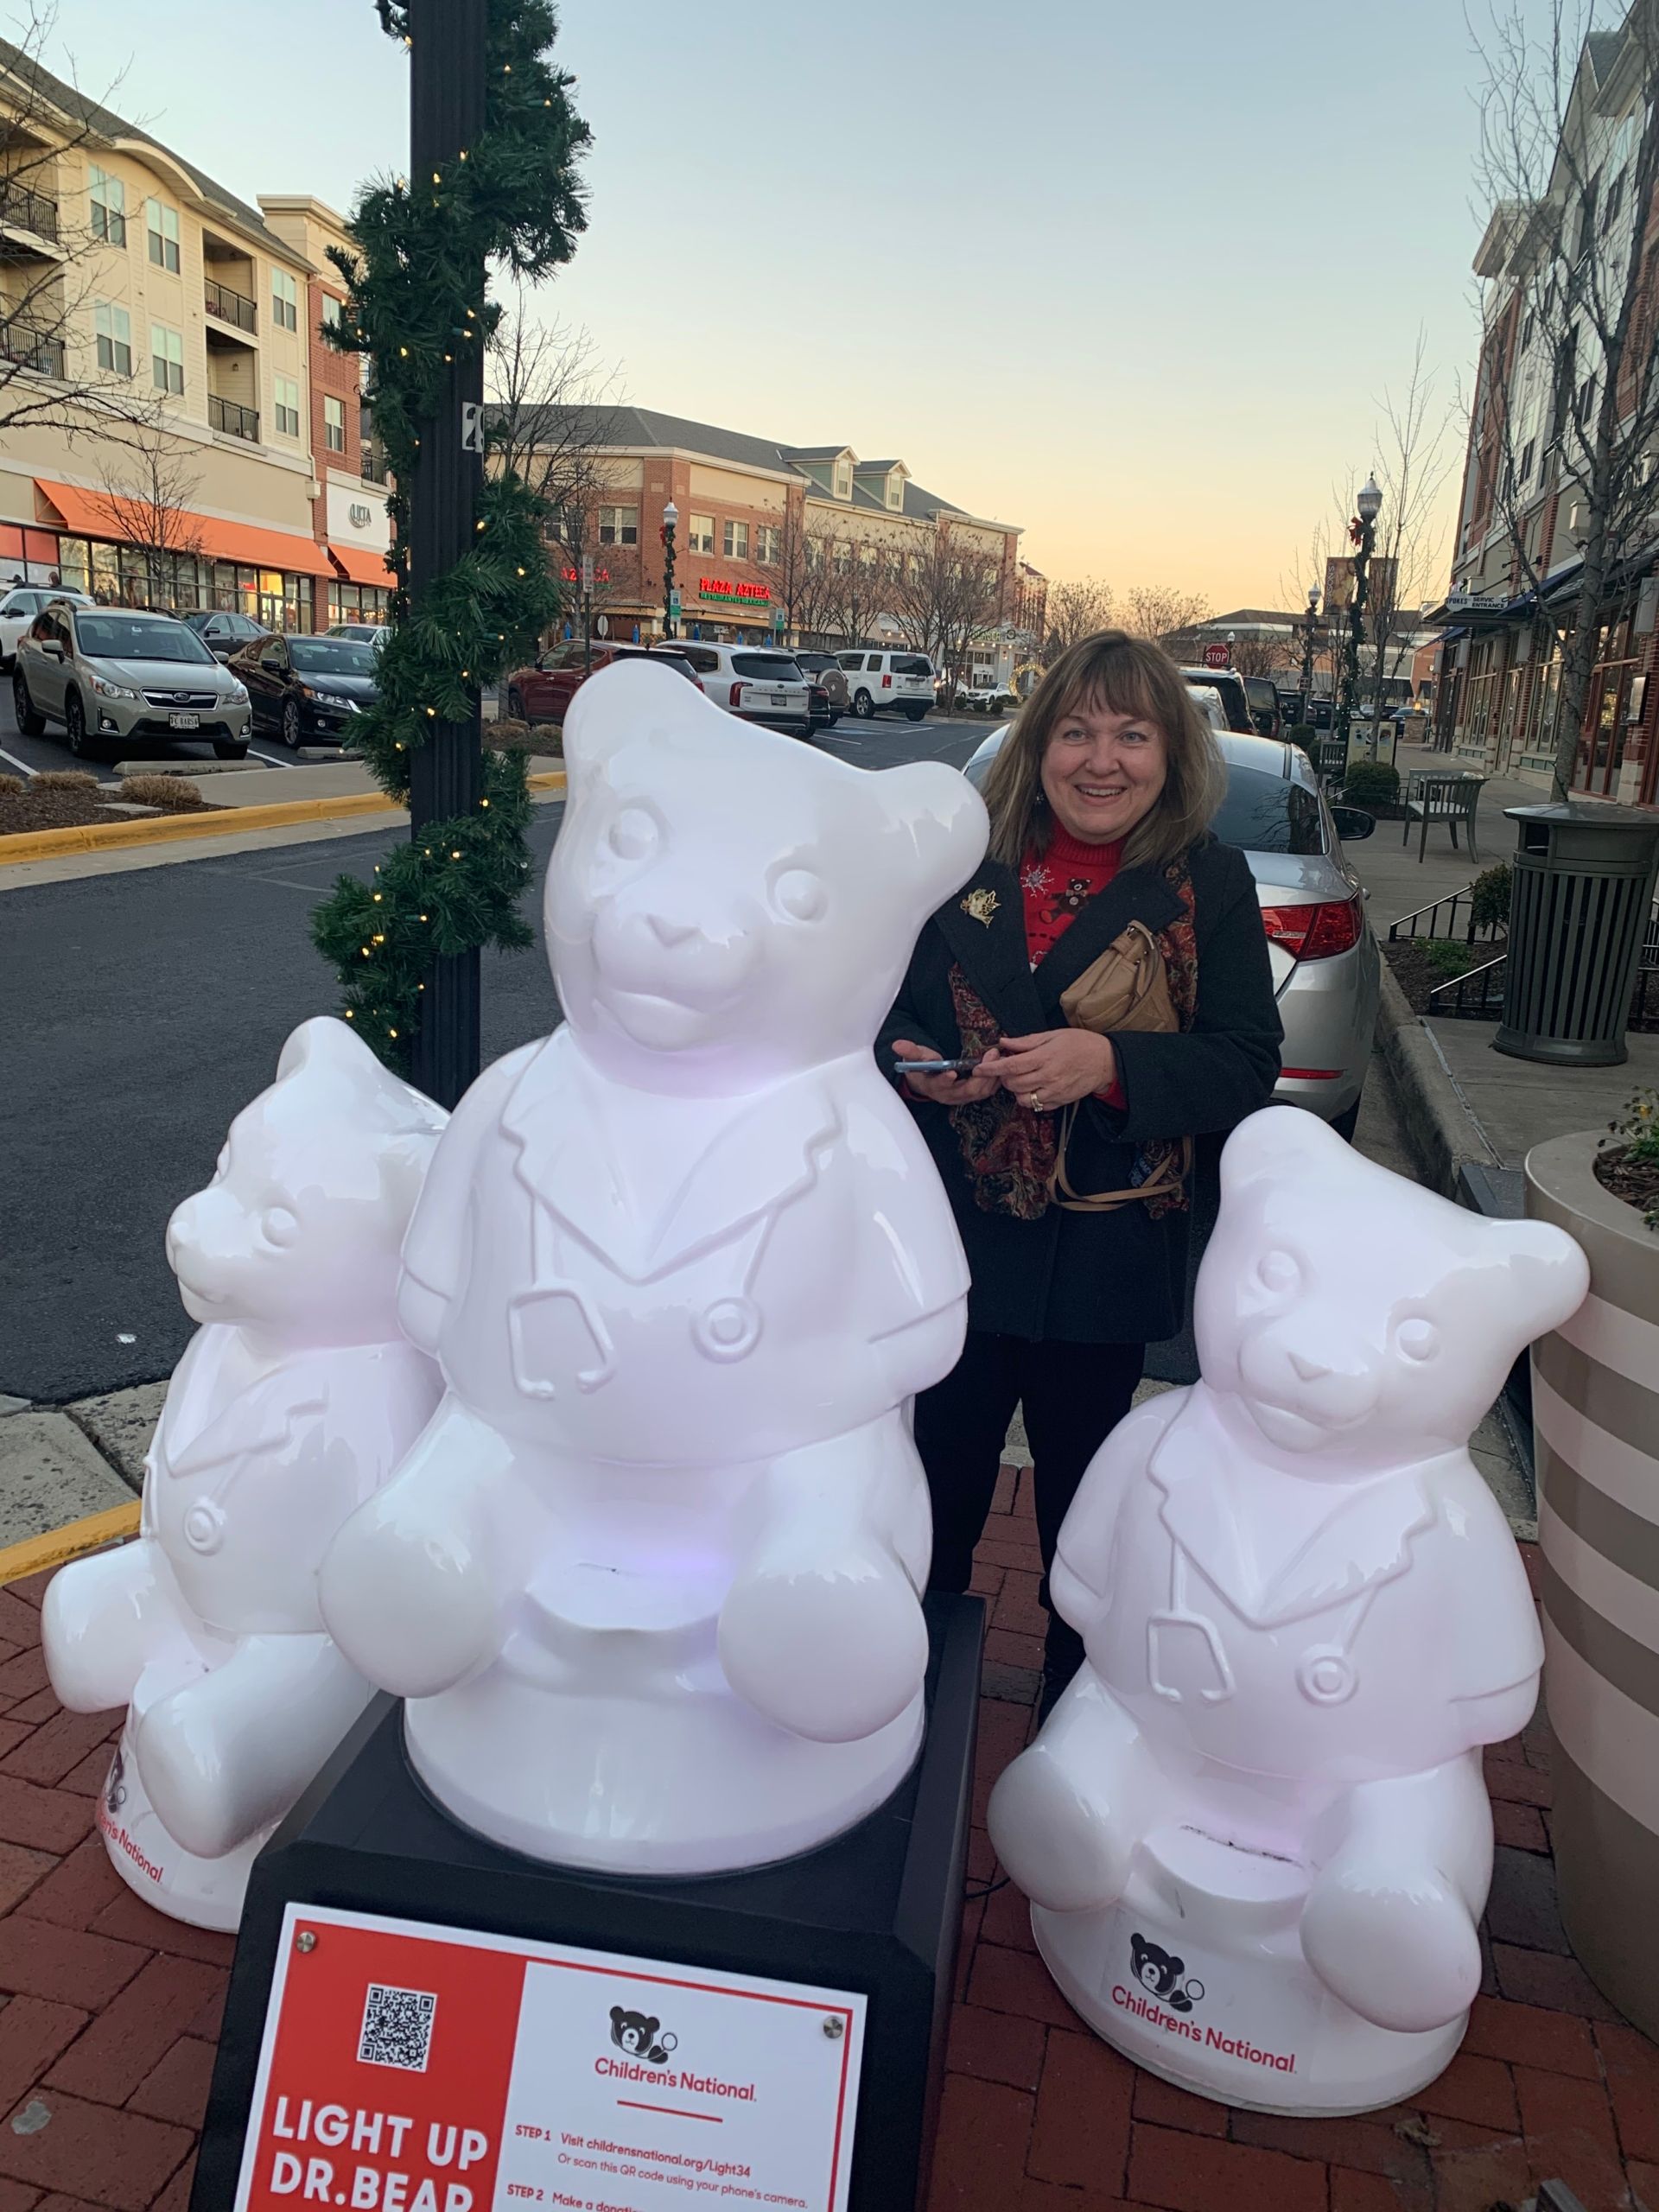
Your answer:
(1525, 1130), (1659, 2034)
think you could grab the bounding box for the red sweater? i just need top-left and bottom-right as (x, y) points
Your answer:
(1021, 824), (1128, 1107)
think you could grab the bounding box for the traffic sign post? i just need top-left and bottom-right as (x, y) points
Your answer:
(1202, 641), (1230, 671)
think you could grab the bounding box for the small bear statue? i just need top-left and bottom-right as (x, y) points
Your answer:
(987, 1106), (1589, 2116)
(319, 658), (988, 1874)
(43, 1018), (447, 1930)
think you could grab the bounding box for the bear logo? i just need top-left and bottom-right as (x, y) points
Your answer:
(105, 1749), (127, 1817)
(1130, 1934), (1205, 2014)
(609, 2006), (677, 2067)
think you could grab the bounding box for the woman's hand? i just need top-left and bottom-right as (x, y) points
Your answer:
(891, 1039), (1003, 1106)
(991, 1029), (1117, 1111)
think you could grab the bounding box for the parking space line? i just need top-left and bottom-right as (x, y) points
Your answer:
(0, 745), (36, 778)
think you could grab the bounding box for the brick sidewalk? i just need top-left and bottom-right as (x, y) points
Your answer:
(0, 1480), (1650, 2211)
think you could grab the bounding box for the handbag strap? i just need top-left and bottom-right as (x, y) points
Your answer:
(1048, 1105), (1192, 1215)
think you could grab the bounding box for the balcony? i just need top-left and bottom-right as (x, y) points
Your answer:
(0, 180), (60, 245)
(209, 393), (259, 442)
(204, 276), (257, 335)
(0, 315), (64, 377)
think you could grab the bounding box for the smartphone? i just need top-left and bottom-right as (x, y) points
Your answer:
(895, 1057), (982, 1076)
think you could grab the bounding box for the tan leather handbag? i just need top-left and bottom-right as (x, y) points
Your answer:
(1047, 921), (1192, 1214)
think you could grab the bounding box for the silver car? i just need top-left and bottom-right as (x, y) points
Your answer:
(14, 603), (252, 761)
(963, 726), (1381, 1135)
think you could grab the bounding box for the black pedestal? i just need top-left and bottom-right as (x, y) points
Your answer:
(193, 1595), (983, 2212)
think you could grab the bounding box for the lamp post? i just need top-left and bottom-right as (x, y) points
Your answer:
(661, 499), (678, 639)
(1226, 630), (1236, 667)
(1300, 587), (1320, 722)
(1337, 474), (1382, 770)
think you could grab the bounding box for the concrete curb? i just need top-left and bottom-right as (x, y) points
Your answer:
(1372, 934), (1497, 1198)
(0, 768), (567, 868)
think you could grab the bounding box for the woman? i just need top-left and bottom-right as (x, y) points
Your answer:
(881, 630), (1283, 1710)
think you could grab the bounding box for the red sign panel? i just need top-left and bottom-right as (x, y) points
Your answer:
(1201, 642), (1230, 670)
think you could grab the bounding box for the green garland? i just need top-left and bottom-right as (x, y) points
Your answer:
(310, 0), (590, 1075)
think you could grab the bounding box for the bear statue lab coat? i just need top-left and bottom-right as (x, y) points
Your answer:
(987, 1107), (1589, 2116)
(42, 1020), (446, 1929)
(318, 658), (989, 1874)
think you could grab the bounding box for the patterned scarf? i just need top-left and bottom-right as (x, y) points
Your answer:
(947, 849), (1199, 1221)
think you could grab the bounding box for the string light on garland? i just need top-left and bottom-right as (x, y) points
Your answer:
(310, 0), (590, 1077)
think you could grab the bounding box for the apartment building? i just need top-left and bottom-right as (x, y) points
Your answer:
(0, 44), (388, 631)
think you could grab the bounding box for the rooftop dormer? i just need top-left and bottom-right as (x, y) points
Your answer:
(854, 459), (910, 512)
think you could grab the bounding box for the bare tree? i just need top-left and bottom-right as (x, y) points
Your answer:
(1229, 637), (1287, 679)
(0, 7), (152, 436)
(1124, 584), (1212, 644)
(85, 402), (203, 607)
(1471, 0), (1659, 797)
(486, 294), (622, 584)
(818, 526), (898, 650)
(756, 499), (839, 643)
(1039, 575), (1116, 664)
(890, 519), (1002, 686)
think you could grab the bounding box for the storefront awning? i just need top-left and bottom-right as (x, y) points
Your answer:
(32, 478), (335, 580)
(327, 542), (395, 589)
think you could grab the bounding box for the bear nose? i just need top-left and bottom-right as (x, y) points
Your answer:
(1288, 1351), (1332, 1382)
(647, 913), (699, 949)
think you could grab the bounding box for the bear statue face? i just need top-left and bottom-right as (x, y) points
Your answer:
(547, 659), (988, 1091)
(165, 1017), (448, 1344)
(1193, 1108), (1589, 1472)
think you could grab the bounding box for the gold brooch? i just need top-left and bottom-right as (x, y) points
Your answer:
(961, 888), (999, 926)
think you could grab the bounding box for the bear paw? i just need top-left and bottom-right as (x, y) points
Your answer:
(1301, 1859), (1482, 2034)
(319, 1494), (498, 1699)
(988, 1741), (1137, 1915)
(719, 1547), (926, 1744)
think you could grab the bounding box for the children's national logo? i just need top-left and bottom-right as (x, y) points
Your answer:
(607, 2005), (678, 2067)
(1129, 1934), (1205, 2014)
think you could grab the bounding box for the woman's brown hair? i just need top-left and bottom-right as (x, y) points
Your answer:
(979, 630), (1225, 873)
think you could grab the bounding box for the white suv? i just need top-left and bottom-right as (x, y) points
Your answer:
(836, 649), (934, 722)
(0, 583), (92, 671)
(658, 642), (813, 736)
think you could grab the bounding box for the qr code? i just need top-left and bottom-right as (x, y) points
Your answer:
(357, 1982), (438, 2073)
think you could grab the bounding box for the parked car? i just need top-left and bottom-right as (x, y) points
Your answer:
(960, 683), (1019, 715)
(1185, 683), (1230, 732)
(0, 584), (92, 672)
(789, 651), (849, 725)
(228, 632), (378, 748)
(505, 640), (699, 726)
(836, 649), (935, 722)
(960, 725), (1380, 1137)
(327, 622), (391, 651)
(180, 608), (268, 663)
(1178, 666), (1254, 735)
(1241, 674), (1282, 741)
(663, 641), (813, 735)
(13, 603), (251, 760)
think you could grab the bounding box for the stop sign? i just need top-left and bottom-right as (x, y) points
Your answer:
(1202, 641), (1230, 670)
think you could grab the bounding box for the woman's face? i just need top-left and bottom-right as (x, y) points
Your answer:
(1040, 699), (1169, 846)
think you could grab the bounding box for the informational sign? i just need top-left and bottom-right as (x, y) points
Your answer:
(771, 603), (786, 631)
(696, 577), (771, 607)
(581, 556), (594, 597)
(460, 404), (485, 456)
(1201, 642), (1230, 670)
(668, 588), (683, 618)
(234, 1905), (866, 2212)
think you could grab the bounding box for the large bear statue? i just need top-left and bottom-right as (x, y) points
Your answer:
(43, 1019), (446, 1929)
(988, 1107), (1589, 2115)
(319, 658), (988, 1874)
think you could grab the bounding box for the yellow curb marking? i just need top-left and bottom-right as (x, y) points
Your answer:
(0, 1501), (142, 1586)
(0, 768), (566, 868)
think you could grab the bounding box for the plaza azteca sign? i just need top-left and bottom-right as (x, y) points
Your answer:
(698, 575), (772, 607)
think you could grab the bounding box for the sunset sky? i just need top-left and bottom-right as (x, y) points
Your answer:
(49, 0), (1520, 615)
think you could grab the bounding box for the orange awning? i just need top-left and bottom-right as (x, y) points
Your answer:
(327, 542), (395, 589)
(33, 478), (335, 580)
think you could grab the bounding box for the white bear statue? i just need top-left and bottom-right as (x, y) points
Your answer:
(318, 658), (988, 1874)
(987, 1106), (1589, 2116)
(43, 1018), (446, 1930)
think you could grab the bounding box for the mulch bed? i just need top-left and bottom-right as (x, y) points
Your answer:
(0, 791), (148, 836)
(1595, 1142), (1659, 1223)
(1382, 938), (1497, 1013)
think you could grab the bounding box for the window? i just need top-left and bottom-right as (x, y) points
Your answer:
(688, 512), (715, 554)
(886, 477), (903, 510)
(755, 524), (780, 564)
(324, 394), (346, 452)
(1518, 435), (1536, 487)
(150, 322), (183, 394)
(598, 505), (638, 545)
(146, 199), (180, 273)
(321, 295), (342, 332)
(275, 374), (302, 440)
(95, 302), (132, 377)
(832, 542), (852, 574)
(833, 460), (853, 499)
(89, 165), (126, 245)
(723, 519), (749, 559)
(272, 268), (299, 332)
(1603, 169), (1626, 232)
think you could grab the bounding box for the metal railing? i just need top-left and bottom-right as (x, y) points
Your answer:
(0, 181), (59, 241)
(360, 448), (391, 486)
(204, 276), (257, 334)
(1411, 893), (1659, 1025)
(208, 393), (259, 441)
(1387, 886), (1508, 948)
(0, 315), (64, 377)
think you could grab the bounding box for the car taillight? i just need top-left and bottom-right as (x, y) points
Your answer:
(881, 673), (892, 687)
(1260, 897), (1363, 961)
(729, 682), (744, 708)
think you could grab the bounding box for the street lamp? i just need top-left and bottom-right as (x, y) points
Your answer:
(1338, 474), (1383, 767)
(1300, 587), (1320, 721)
(660, 499), (678, 640)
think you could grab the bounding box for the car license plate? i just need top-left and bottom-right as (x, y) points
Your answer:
(168, 713), (200, 730)
(770, 693), (786, 707)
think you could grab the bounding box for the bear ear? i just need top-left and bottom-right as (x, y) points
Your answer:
(1219, 1103), (1336, 1198)
(273, 1017), (448, 1136)
(275, 1014), (378, 1084)
(610, 2005), (626, 2028)
(563, 656), (709, 781)
(872, 761), (990, 912)
(1490, 1217), (1591, 1341)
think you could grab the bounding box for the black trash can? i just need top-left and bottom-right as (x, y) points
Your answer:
(1496, 802), (1659, 1066)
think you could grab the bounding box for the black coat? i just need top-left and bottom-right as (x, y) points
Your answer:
(878, 836), (1282, 1344)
